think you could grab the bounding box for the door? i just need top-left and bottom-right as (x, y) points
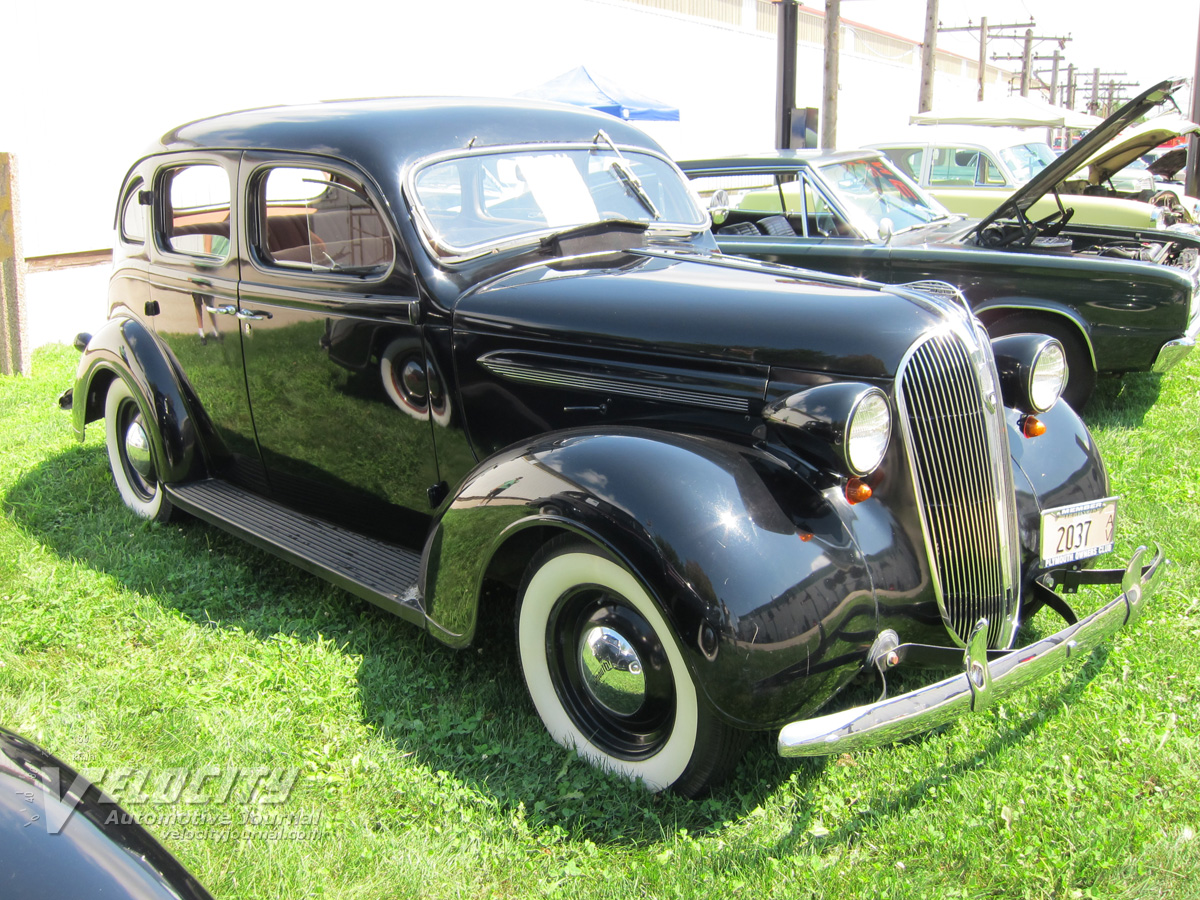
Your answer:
(147, 158), (266, 490)
(234, 154), (440, 545)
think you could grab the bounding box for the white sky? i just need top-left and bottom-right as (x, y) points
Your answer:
(814, 0), (1199, 109)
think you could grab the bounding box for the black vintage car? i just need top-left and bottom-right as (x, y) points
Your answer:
(66, 97), (1161, 796)
(680, 79), (1200, 408)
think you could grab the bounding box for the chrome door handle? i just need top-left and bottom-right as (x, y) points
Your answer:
(204, 304), (237, 315)
(236, 309), (273, 321)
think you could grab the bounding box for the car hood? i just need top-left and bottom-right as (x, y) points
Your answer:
(1079, 115), (1200, 184)
(1148, 146), (1188, 180)
(975, 77), (1189, 232)
(456, 250), (953, 380)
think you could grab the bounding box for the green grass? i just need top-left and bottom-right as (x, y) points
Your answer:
(2, 344), (1198, 899)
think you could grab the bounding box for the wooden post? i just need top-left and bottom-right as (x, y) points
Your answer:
(1019, 28), (1033, 96)
(918, 0), (938, 113)
(977, 16), (987, 101)
(1, 152), (29, 377)
(821, 0), (839, 149)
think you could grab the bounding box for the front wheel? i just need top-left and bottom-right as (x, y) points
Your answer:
(516, 538), (745, 796)
(104, 378), (174, 522)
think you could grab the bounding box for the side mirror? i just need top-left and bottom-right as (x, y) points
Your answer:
(708, 189), (730, 226)
(878, 217), (894, 244)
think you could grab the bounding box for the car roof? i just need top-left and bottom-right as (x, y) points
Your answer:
(149, 96), (667, 174)
(680, 149), (883, 170)
(864, 126), (1046, 153)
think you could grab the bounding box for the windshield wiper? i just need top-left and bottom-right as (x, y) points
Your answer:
(594, 130), (661, 220)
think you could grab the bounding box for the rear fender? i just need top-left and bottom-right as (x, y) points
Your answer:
(73, 317), (204, 485)
(420, 428), (881, 729)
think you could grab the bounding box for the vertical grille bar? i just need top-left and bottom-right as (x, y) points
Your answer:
(897, 331), (1014, 647)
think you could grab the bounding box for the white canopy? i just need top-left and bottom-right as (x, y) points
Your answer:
(910, 95), (1104, 129)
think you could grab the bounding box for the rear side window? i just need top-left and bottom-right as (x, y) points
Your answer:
(161, 165), (232, 258)
(255, 166), (393, 275)
(929, 147), (980, 186)
(120, 181), (146, 243)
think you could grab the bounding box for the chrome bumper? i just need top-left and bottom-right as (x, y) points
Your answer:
(1153, 308), (1200, 373)
(778, 544), (1163, 758)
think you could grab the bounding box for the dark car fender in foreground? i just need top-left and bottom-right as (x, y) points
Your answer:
(0, 728), (214, 900)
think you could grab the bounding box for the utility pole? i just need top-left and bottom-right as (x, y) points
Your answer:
(938, 19), (1035, 100)
(821, 0), (840, 148)
(990, 31), (1070, 97)
(918, 0), (939, 113)
(1187, 7), (1200, 198)
(774, 0), (801, 149)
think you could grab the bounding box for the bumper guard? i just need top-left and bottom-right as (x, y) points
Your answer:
(778, 544), (1163, 757)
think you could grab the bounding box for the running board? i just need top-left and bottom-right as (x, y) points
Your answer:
(166, 480), (425, 625)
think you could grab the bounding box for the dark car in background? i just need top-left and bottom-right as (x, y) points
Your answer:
(65, 97), (1160, 795)
(681, 79), (1200, 408)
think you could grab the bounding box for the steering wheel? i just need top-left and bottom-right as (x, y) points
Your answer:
(991, 206), (1074, 248)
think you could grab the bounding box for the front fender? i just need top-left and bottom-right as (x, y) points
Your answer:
(420, 428), (881, 729)
(1008, 400), (1110, 579)
(73, 316), (204, 485)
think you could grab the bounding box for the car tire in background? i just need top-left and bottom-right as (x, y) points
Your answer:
(987, 312), (1097, 409)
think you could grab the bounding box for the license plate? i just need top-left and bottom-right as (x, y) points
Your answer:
(1040, 497), (1117, 567)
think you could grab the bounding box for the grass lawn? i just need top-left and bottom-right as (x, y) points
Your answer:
(2, 344), (1197, 899)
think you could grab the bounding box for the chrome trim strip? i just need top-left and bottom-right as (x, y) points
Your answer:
(478, 352), (760, 413)
(778, 545), (1162, 757)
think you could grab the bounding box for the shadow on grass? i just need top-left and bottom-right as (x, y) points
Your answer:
(4, 443), (1108, 848)
(1081, 372), (1163, 428)
(4, 443), (803, 841)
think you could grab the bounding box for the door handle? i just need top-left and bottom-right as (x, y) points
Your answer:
(204, 304), (237, 315)
(236, 309), (273, 321)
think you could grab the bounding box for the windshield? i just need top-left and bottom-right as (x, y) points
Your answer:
(818, 157), (953, 236)
(409, 144), (707, 261)
(998, 142), (1057, 183)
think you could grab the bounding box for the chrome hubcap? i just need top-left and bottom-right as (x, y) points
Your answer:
(578, 625), (645, 716)
(124, 419), (154, 481)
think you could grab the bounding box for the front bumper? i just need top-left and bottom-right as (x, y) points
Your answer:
(778, 544), (1163, 757)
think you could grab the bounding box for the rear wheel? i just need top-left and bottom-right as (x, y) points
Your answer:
(516, 538), (745, 796)
(104, 378), (174, 522)
(987, 313), (1096, 409)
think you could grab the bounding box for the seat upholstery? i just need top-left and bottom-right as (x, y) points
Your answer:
(757, 215), (796, 237)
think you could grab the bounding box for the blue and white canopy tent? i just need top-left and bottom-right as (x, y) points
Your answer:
(517, 66), (680, 122)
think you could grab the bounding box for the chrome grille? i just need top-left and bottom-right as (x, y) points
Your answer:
(897, 330), (1016, 648)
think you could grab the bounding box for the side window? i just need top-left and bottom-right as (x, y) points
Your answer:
(120, 181), (146, 243)
(801, 178), (850, 237)
(687, 172), (782, 214)
(162, 165), (231, 258)
(979, 154), (1008, 186)
(257, 166), (394, 275)
(929, 147), (980, 186)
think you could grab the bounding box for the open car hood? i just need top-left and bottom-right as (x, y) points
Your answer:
(1148, 145), (1189, 180)
(1080, 115), (1200, 184)
(975, 77), (1189, 232)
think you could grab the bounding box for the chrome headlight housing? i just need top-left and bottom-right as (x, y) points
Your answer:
(763, 383), (892, 477)
(990, 333), (1068, 413)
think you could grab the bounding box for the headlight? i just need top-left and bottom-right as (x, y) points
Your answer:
(1029, 341), (1067, 411)
(846, 390), (892, 475)
(763, 383), (892, 477)
(990, 333), (1068, 413)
